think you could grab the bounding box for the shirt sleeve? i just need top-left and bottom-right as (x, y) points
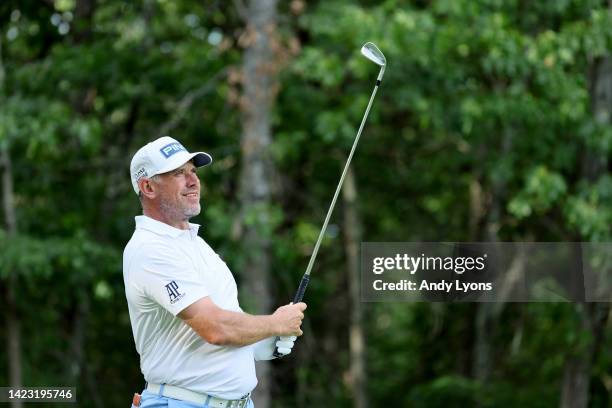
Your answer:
(132, 242), (209, 316)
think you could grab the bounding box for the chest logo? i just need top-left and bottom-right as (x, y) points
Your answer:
(165, 281), (186, 304)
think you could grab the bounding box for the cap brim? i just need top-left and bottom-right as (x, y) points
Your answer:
(154, 151), (213, 176)
(192, 152), (213, 167)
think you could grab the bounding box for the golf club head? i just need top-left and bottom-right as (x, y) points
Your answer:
(360, 42), (386, 81)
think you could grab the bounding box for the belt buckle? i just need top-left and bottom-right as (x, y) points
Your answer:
(228, 400), (242, 408)
(224, 393), (249, 408)
(233, 396), (248, 408)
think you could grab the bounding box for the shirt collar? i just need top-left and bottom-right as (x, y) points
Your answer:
(135, 215), (200, 238)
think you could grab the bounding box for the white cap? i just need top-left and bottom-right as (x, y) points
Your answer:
(130, 136), (212, 194)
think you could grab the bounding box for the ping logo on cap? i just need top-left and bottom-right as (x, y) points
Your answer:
(160, 142), (186, 158)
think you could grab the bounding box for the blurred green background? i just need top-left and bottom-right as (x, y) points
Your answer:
(0, 0), (610, 407)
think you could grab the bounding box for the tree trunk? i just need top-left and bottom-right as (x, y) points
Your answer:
(472, 126), (513, 383)
(74, 0), (96, 42)
(560, 303), (609, 408)
(68, 295), (88, 384)
(2, 147), (23, 408)
(1, 36), (23, 408)
(559, 33), (612, 408)
(237, 1), (279, 406)
(341, 167), (368, 408)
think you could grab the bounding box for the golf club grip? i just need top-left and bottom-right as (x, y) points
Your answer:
(273, 275), (311, 358)
(292, 274), (310, 303)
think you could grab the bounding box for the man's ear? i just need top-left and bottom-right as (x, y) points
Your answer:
(138, 177), (157, 199)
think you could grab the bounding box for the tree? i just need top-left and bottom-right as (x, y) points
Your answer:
(234, 0), (280, 406)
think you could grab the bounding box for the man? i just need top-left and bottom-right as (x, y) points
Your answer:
(123, 136), (306, 408)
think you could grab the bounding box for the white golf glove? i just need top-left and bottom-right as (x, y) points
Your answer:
(275, 336), (297, 355)
(253, 336), (297, 361)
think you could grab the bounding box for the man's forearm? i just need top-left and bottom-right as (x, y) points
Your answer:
(215, 309), (278, 346)
(185, 307), (277, 346)
(179, 297), (304, 346)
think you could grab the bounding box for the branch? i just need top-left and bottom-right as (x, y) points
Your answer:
(157, 67), (229, 138)
(0, 36), (4, 94)
(233, 0), (248, 21)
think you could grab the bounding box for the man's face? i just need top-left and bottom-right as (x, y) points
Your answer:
(154, 161), (201, 221)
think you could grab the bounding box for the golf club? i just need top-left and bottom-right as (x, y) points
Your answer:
(274, 42), (386, 357)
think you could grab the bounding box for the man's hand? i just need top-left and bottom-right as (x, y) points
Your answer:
(272, 302), (306, 336)
(254, 303), (305, 360)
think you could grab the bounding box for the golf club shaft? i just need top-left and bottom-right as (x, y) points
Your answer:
(273, 79), (381, 358)
(293, 78), (382, 303)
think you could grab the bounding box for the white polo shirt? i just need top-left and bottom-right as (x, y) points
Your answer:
(123, 215), (257, 399)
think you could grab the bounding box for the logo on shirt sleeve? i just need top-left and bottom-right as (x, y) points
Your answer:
(165, 281), (186, 304)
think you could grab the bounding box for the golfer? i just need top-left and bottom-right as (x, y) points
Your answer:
(123, 136), (306, 408)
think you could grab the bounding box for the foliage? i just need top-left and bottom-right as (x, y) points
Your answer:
(0, 0), (610, 407)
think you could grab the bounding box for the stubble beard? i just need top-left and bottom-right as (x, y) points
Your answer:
(159, 196), (201, 223)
